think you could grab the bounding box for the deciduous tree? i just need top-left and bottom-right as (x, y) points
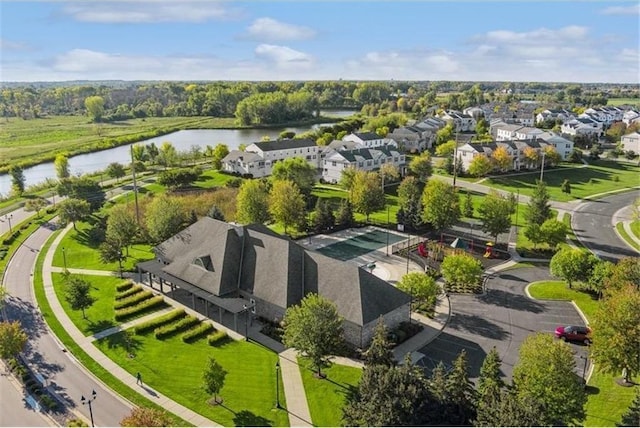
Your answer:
(350, 171), (385, 221)
(561, 179), (571, 195)
(409, 152), (433, 182)
(58, 198), (91, 231)
(539, 218), (568, 249)
(9, 166), (25, 196)
(282, 293), (345, 377)
(0, 321), (28, 360)
(271, 157), (317, 197)
(24, 197), (48, 218)
(421, 179), (460, 233)
(590, 285), (640, 384)
(85, 95), (105, 122)
(435, 140), (456, 157)
(145, 195), (186, 244)
(64, 276), (95, 319)
(106, 162), (126, 183)
(478, 190), (512, 244)
(202, 356), (228, 404)
(440, 253), (483, 290)
(268, 180), (306, 233)
(55, 153), (70, 180)
(550, 246), (593, 288)
(491, 146), (512, 171)
(379, 163), (399, 190)
(235, 180), (270, 224)
(57, 176), (105, 210)
(468, 155), (493, 177)
(512, 333), (586, 426)
(211, 143), (229, 170)
(105, 203), (138, 255)
(396, 272), (440, 313)
(120, 407), (173, 427)
(397, 176), (423, 229)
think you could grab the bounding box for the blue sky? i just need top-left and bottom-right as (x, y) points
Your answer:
(1, 1), (638, 83)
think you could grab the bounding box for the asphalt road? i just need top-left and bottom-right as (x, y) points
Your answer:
(3, 223), (132, 427)
(572, 190), (640, 262)
(0, 369), (53, 427)
(419, 266), (590, 382)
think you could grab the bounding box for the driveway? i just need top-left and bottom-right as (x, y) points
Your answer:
(572, 190), (640, 262)
(419, 266), (589, 381)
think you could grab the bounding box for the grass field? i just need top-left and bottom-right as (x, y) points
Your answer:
(615, 222), (640, 251)
(527, 280), (637, 426)
(95, 330), (289, 427)
(0, 116), (234, 171)
(51, 272), (124, 335)
(297, 356), (362, 427)
(606, 98), (640, 107)
(485, 161), (640, 202)
(631, 220), (640, 240)
(32, 230), (191, 426)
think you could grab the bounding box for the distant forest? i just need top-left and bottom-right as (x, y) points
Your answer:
(1, 80), (638, 125)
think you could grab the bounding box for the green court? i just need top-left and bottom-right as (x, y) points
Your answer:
(316, 229), (406, 261)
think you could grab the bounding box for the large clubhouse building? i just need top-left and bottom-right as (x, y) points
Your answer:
(137, 217), (411, 347)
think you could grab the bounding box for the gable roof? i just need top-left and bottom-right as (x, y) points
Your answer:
(351, 132), (381, 141)
(251, 138), (316, 152)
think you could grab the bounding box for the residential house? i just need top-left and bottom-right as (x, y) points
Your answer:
(561, 118), (603, 138)
(137, 217), (411, 348)
(438, 110), (477, 132)
(343, 132), (394, 149)
(535, 108), (575, 124)
(622, 110), (640, 126)
(322, 145), (406, 184)
(222, 138), (319, 178)
(386, 125), (433, 152)
(582, 107), (625, 126)
(494, 123), (524, 141)
(458, 141), (520, 172)
(621, 132), (640, 153)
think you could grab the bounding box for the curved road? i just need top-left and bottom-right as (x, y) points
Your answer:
(572, 191), (640, 262)
(3, 223), (132, 426)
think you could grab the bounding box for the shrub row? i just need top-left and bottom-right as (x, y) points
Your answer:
(114, 290), (154, 310)
(207, 330), (228, 346)
(114, 296), (165, 321)
(154, 315), (200, 340)
(181, 323), (215, 343)
(1, 229), (20, 245)
(133, 308), (186, 335)
(116, 280), (134, 292)
(115, 284), (143, 300)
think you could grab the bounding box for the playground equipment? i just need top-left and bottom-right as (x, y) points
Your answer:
(418, 241), (428, 257)
(484, 242), (494, 258)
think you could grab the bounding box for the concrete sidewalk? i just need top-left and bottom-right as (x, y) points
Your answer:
(42, 224), (221, 427)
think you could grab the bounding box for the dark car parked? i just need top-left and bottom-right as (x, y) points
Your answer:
(555, 325), (591, 345)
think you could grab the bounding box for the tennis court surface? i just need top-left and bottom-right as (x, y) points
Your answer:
(316, 228), (406, 261)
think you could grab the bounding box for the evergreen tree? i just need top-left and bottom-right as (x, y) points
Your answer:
(363, 318), (395, 367)
(207, 205), (225, 221)
(9, 166), (25, 196)
(618, 387), (640, 427)
(525, 180), (552, 226)
(475, 347), (505, 426)
(445, 349), (476, 425)
(336, 199), (355, 228)
(312, 199), (335, 233)
(462, 191), (474, 218)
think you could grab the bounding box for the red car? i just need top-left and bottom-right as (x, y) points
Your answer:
(555, 325), (591, 345)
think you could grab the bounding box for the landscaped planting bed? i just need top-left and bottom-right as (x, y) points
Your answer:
(154, 315), (200, 339)
(133, 308), (187, 335)
(181, 323), (215, 343)
(114, 290), (154, 310)
(115, 284), (144, 300)
(207, 330), (229, 346)
(114, 296), (166, 321)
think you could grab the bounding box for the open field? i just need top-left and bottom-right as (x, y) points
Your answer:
(485, 161), (640, 202)
(606, 98), (640, 107)
(0, 116), (232, 171)
(528, 280), (637, 426)
(95, 330), (289, 427)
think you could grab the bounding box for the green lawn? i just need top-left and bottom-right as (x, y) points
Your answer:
(193, 170), (238, 189)
(51, 272), (123, 335)
(484, 162), (640, 202)
(297, 356), (362, 427)
(615, 222), (640, 251)
(33, 230), (191, 426)
(527, 280), (636, 426)
(607, 98), (640, 107)
(630, 220), (640, 240)
(95, 331), (289, 427)
(52, 219), (154, 271)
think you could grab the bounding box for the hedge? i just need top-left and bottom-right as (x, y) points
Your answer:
(114, 290), (153, 310)
(133, 308), (186, 335)
(207, 330), (229, 346)
(181, 323), (215, 343)
(114, 296), (165, 321)
(115, 284), (143, 300)
(154, 315), (200, 340)
(116, 280), (134, 292)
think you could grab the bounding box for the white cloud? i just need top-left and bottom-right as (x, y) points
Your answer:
(600, 4), (640, 15)
(245, 17), (316, 42)
(63, 1), (237, 23)
(0, 38), (30, 51)
(254, 44), (314, 68)
(480, 26), (588, 45)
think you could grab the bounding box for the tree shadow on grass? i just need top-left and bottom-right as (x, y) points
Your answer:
(86, 319), (116, 335)
(233, 410), (273, 427)
(100, 330), (143, 358)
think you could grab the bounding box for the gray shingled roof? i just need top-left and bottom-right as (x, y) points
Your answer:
(353, 132), (380, 141)
(252, 138), (316, 152)
(222, 150), (262, 163)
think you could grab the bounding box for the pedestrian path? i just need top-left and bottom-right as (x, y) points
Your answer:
(278, 348), (313, 427)
(42, 224), (221, 427)
(50, 266), (118, 276)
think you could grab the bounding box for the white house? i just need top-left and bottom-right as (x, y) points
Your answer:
(514, 126), (545, 141)
(439, 110), (476, 132)
(222, 138), (319, 178)
(494, 123), (523, 141)
(561, 118), (603, 138)
(343, 132), (394, 149)
(536, 109), (575, 124)
(622, 110), (640, 126)
(322, 145), (406, 184)
(386, 125), (434, 152)
(536, 132), (574, 160)
(621, 132), (640, 153)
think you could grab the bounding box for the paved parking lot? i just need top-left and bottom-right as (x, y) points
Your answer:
(419, 266), (590, 381)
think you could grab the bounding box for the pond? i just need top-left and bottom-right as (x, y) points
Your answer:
(0, 109), (357, 197)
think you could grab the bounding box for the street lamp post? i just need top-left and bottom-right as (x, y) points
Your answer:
(2, 214), (13, 233)
(80, 390), (97, 427)
(62, 247), (67, 271)
(385, 206), (390, 257)
(275, 361), (281, 409)
(580, 355), (589, 389)
(469, 222), (474, 252)
(539, 151), (546, 183)
(242, 304), (249, 342)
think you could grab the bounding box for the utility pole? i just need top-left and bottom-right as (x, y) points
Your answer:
(453, 131), (459, 188)
(130, 145), (141, 225)
(539, 151), (546, 183)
